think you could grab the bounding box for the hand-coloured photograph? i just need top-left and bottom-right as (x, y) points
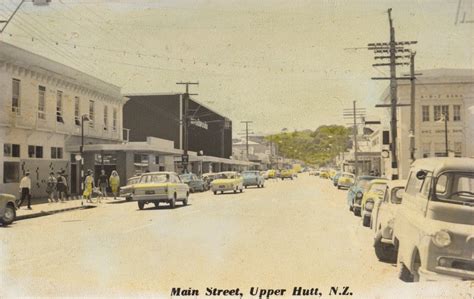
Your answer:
(0, 0), (473, 298)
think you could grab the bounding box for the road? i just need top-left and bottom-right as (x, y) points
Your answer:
(0, 174), (469, 298)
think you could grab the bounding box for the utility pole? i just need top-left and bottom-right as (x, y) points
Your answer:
(409, 51), (416, 162)
(176, 81), (199, 173)
(240, 121), (253, 159)
(343, 103), (365, 176)
(368, 8), (417, 180)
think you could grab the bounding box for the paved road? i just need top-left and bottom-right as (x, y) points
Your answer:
(0, 174), (469, 298)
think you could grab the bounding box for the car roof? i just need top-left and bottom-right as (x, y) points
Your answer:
(217, 171), (238, 174)
(411, 158), (474, 174)
(369, 178), (389, 185)
(142, 171), (177, 176)
(128, 176), (141, 180)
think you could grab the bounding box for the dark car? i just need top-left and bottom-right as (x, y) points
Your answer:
(179, 173), (206, 192)
(347, 175), (379, 216)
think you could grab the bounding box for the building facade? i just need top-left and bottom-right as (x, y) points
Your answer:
(378, 68), (474, 179)
(0, 41), (126, 198)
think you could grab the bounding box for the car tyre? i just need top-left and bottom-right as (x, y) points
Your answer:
(153, 201), (160, 208)
(170, 194), (176, 209)
(398, 262), (414, 282)
(353, 208), (361, 217)
(240, 188), (243, 193)
(138, 201), (145, 210)
(0, 204), (16, 226)
(213, 191), (217, 195)
(374, 240), (397, 263)
(183, 193), (189, 206)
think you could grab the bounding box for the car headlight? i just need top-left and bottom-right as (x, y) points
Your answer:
(432, 230), (451, 248)
(356, 192), (363, 199)
(365, 200), (374, 211)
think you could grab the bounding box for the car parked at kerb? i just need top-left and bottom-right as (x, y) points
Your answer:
(347, 175), (379, 216)
(393, 158), (474, 282)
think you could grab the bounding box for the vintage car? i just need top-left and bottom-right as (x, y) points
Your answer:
(119, 176), (141, 201)
(260, 171), (269, 180)
(0, 193), (16, 226)
(393, 158), (474, 282)
(266, 169), (277, 179)
(179, 173), (206, 192)
(347, 175), (379, 216)
(337, 172), (355, 189)
(242, 170), (265, 188)
(132, 172), (189, 209)
(332, 172), (342, 186)
(361, 178), (389, 227)
(371, 180), (406, 262)
(319, 169), (330, 179)
(210, 172), (244, 195)
(201, 173), (218, 188)
(309, 169), (319, 176)
(280, 169), (294, 180)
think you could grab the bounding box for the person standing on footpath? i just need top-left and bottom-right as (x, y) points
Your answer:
(97, 169), (108, 198)
(46, 172), (57, 203)
(83, 170), (95, 203)
(18, 172), (32, 210)
(109, 170), (120, 200)
(56, 171), (68, 202)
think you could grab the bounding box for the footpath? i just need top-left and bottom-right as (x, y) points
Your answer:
(15, 197), (125, 221)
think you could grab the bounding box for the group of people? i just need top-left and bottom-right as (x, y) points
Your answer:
(82, 169), (120, 202)
(16, 169), (121, 209)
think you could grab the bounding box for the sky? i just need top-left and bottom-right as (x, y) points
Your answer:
(0, 0), (472, 135)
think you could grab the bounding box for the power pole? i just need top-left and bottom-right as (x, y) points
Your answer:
(409, 51), (416, 162)
(176, 81), (199, 173)
(343, 103), (366, 176)
(240, 121), (253, 159)
(368, 8), (417, 180)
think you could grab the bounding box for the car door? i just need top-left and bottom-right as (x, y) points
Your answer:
(175, 175), (187, 198)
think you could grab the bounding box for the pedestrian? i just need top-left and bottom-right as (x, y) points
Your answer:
(18, 172), (32, 210)
(56, 171), (68, 202)
(109, 170), (120, 200)
(46, 172), (57, 203)
(97, 169), (108, 198)
(83, 170), (95, 203)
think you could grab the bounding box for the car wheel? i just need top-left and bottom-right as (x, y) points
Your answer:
(362, 215), (371, 227)
(353, 208), (361, 217)
(337, 186), (340, 190)
(374, 239), (397, 263)
(349, 205), (353, 211)
(221, 191), (224, 194)
(233, 187), (237, 194)
(183, 193), (189, 206)
(213, 191), (217, 195)
(245, 186), (248, 189)
(0, 204), (16, 226)
(398, 262), (414, 282)
(153, 201), (160, 208)
(240, 188), (243, 193)
(137, 201), (145, 210)
(170, 194), (176, 209)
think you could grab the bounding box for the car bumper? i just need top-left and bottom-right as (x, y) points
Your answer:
(211, 186), (234, 192)
(418, 266), (474, 281)
(133, 194), (169, 201)
(362, 210), (372, 218)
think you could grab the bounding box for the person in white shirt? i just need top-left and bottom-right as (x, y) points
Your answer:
(18, 172), (32, 209)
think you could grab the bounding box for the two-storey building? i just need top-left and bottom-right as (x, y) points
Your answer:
(0, 41), (127, 198)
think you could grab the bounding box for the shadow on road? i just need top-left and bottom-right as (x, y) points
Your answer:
(136, 204), (192, 211)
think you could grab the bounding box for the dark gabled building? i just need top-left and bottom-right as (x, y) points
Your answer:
(123, 93), (232, 159)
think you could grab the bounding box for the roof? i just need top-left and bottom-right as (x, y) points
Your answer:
(0, 41), (123, 100)
(411, 158), (474, 174)
(369, 178), (389, 185)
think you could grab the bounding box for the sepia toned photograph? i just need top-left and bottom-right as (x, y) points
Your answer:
(0, 0), (473, 298)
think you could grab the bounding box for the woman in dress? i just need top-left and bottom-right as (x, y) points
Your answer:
(46, 172), (57, 203)
(109, 170), (120, 200)
(83, 170), (95, 202)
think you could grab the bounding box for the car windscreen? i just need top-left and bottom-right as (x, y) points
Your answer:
(242, 172), (257, 177)
(434, 172), (474, 205)
(128, 178), (139, 185)
(139, 174), (169, 184)
(179, 175), (192, 182)
(357, 179), (372, 189)
(341, 174), (354, 179)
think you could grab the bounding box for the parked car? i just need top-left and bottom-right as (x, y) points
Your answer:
(360, 178), (389, 227)
(309, 170), (319, 176)
(332, 172), (342, 186)
(393, 158), (474, 282)
(202, 173), (218, 189)
(0, 193), (16, 226)
(260, 171), (269, 180)
(242, 170), (265, 188)
(179, 173), (206, 192)
(266, 169), (277, 179)
(371, 180), (406, 262)
(319, 169), (330, 179)
(337, 172), (355, 189)
(119, 176), (141, 201)
(280, 169), (294, 180)
(132, 172), (189, 209)
(210, 172), (244, 195)
(347, 175), (379, 216)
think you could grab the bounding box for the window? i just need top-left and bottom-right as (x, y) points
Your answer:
(134, 154), (149, 164)
(155, 155), (160, 164)
(406, 171), (425, 196)
(434, 142), (447, 157)
(4, 143), (20, 158)
(74, 97), (81, 126)
(112, 107), (117, 131)
(56, 90), (64, 123)
(51, 147), (63, 159)
(28, 145), (43, 158)
(38, 86), (46, 120)
(12, 79), (20, 114)
(89, 100), (95, 128)
(454, 142), (462, 157)
(103, 105), (108, 131)
(422, 106), (430, 122)
(441, 105), (449, 121)
(453, 105), (461, 121)
(434, 105), (442, 121)
(422, 142), (431, 158)
(3, 162), (20, 183)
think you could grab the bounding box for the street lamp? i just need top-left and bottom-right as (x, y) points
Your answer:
(80, 114), (90, 197)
